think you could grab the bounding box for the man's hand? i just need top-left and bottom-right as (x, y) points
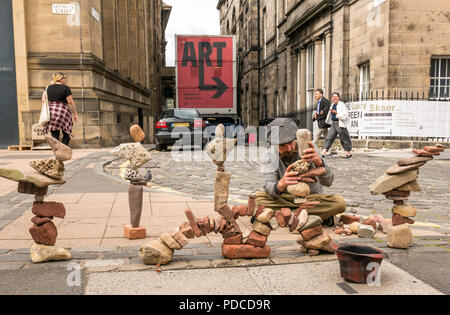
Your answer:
(331, 109), (337, 114)
(302, 142), (324, 167)
(277, 165), (300, 193)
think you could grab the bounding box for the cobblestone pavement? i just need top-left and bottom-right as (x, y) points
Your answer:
(106, 146), (450, 235)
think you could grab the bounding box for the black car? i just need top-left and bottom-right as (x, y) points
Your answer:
(155, 109), (206, 151)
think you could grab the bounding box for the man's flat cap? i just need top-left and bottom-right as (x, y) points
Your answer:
(267, 118), (299, 145)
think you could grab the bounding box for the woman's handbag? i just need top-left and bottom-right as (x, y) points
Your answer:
(39, 86), (50, 127)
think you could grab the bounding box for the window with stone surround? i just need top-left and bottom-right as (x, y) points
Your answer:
(430, 57), (450, 100)
(359, 63), (370, 101)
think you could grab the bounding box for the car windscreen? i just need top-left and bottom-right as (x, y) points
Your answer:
(162, 109), (200, 120)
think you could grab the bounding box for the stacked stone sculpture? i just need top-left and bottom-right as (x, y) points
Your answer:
(370, 144), (446, 249)
(112, 125), (152, 240)
(140, 126), (337, 266)
(0, 135), (72, 263)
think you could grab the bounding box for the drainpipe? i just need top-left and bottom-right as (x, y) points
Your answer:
(78, 0), (86, 147)
(257, 0), (261, 126)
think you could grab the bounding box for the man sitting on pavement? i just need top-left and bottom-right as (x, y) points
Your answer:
(254, 118), (346, 226)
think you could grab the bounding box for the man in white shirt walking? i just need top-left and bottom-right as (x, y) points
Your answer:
(321, 92), (353, 159)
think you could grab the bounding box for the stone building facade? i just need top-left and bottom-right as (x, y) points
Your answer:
(218, 0), (450, 130)
(2, 0), (171, 148)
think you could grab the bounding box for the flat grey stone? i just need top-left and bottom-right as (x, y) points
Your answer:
(0, 263), (25, 271)
(408, 246), (448, 253)
(12, 248), (30, 255)
(72, 246), (118, 253)
(119, 246), (141, 252)
(0, 249), (10, 255)
(103, 252), (139, 260)
(71, 253), (100, 260)
(0, 255), (31, 263)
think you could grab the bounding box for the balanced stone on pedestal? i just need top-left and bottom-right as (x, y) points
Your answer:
(111, 143), (152, 170)
(30, 159), (65, 180)
(129, 185), (143, 228)
(45, 135), (73, 162)
(370, 170), (418, 195)
(130, 124), (146, 143)
(214, 172), (232, 211)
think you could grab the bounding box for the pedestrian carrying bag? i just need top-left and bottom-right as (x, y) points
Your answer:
(39, 86), (50, 127)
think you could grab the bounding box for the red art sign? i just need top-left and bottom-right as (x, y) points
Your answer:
(176, 36), (236, 111)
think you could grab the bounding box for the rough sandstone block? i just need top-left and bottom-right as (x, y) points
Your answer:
(252, 221), (271, 237)
(256, 208), (274, 224)
(141, 240), (174, 265)
(281, 208), (292, 226)
(31, 216), (53, 226)
(387, 225), (413, 249)
(238, 205), (248, 217)
(172, 228), (190, 248)
(160, 233), (182, 250)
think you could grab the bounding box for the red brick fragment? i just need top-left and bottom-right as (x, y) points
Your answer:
(32, 202), (66, 219)
(247, 197), (256, 216)
(232, 206), (240, 220)
(289, 215), (300, 232)
(217, 204), (235, 222)
(300, 225), (323, 241)
(223, 234), (242, 245)
(238, 205), (248, 217)
(392, 214), (415, 226)
(274, 211), (286, 227)
(247, 231), (268, 248)
(124, 225), (146, 240)
(281, 208), (292, 226)
(222, 244), (271, 259)
(363, 218), (377, 230)
(29, 221), (58, 246)
(254, 205), (266, 218)
(31, 216), (53, 226)
(18, 182), (48, 196)
(179, 222), (195, 239)
(339, 214), (360, 225)
(184, 209), (203, 238)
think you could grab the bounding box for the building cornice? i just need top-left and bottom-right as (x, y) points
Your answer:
(27, 52), (151, 97)
(285, 0), (334, 37)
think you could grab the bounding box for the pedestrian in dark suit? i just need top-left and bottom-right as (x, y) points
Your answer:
(312, 89), (331, 145)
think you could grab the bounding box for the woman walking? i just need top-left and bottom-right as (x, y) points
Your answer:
(42, 73), (78, 146)
(321, 92), (353, 159)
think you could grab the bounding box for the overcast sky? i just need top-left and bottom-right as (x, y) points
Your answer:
(164, 0), (221, 66)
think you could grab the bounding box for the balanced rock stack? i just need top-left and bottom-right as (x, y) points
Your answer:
(0, 136), (72, 263)
(112, 124), (152, 240)
(141, 124), (242, 265)
(370, 145), (445, 249)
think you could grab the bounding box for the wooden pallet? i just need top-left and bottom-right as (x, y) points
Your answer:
(8, 145), (32, 152)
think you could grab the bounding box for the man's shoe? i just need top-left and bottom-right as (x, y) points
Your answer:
(343, 154), (353, 159)
(322, 216), (336, 227)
